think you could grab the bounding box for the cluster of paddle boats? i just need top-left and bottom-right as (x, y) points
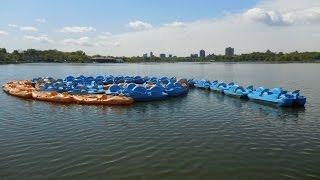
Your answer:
(2, 75), (189, 105)
(189, 79), (306, 107)
(2, 75), (306, 107)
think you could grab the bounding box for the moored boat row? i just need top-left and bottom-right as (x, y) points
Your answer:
(190, 79), (306, 107)
(3, 75), (307, 107)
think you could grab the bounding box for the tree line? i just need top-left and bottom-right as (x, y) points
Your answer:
(1, 48), (320, 64)
(0, 48), (89, 63)
(126, 51), (320, 62)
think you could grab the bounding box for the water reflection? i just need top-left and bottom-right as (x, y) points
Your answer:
(246, 101), (305, 120)
(0, 63), (318, 179)
(197, 89), (305, 119)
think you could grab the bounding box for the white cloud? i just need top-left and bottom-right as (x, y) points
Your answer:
(20, 26), (38, 32)
(23, 35), (53, 43)
(97, 35), (110, 40)
(101, 31), (112, 36)
(8, 24), (39, 32)
(3, 0), (320, 56)
(8, 24), (18, 28)
(283, 7), (320, 24)
(257, 0), (320, 11)
(243, 0), (320, 26)
(36, 18), (46, 23)
(61, 37), (95, 46)
(164, 21), (186, 28)
(244, 8), (289, 26)
(113, 42), (120, 47)
(60, 26), (96, 33)
(127, 21), (153, 30)
(0, 30), (9, 35)
(244, 7), (320, 26)
(90, 0), (320, 56)
(97, 32), (113, 40)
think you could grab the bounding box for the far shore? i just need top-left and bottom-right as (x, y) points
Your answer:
(1, 48), (320, 64)
(1, 60), (320, 65)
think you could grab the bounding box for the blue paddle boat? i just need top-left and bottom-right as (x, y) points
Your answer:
(121, 83), (136, 95)
(223, 84), (253, 98)
(128, 85), (168, 101)
(148, 77), (158, 84)
(187, 79), (195, 87)
(165, 82), (188, 97)
(95, 76), (105, 84)
(209, 81), (223, 91)
(288, 90), (306, 107)
(216, 82), (235, 93)
(124, 76), (134, 83)
(159, 77), (169, 85)
(104, 77), (114, 85)
(87, 84), (105, 94)
(194, 79), (211, 89)
(32, 77), (42, 85)
(68, 84), (88, 95)
(248, 87), (294, 107)
(270, 88), (307, 107)
(106, 84), (123, 95)
(113, 76), (125, 84)
(133, 76), (145, 84)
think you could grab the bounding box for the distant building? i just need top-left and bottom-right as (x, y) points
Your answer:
(143, 53), (148, 58)
(91, 56), (123, 63)
(150, 52), (154, 57)
(160, 54), (166, 58)
(190, 54), (199, 58)
(168, 54), (173, 58)
(115, 59), (124, 63)
(199, 49), (206, 58)
(225, 47), (234, 56)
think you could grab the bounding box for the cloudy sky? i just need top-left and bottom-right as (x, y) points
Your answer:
(0, 0), (320, 56)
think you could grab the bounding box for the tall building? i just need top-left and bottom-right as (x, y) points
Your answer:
(225, 47), (234, 56)
(143, 53), (148, 58)
(159, 54), (166, 58)
(150, 52), (154, 57)
(199, 49), (206, 58)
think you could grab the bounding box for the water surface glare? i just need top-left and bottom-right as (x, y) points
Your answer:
(0, 63), (319, 179)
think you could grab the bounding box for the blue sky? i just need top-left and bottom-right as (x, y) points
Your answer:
(1, 0), (258, 33)
(0, 0), (320, 56)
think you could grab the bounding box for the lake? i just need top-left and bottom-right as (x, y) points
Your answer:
(0, 63), (319, 179)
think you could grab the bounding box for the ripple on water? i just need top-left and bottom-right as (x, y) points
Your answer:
(0, 63), (320, 179)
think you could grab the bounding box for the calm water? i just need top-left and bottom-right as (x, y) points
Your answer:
(0, 63), (319, 179)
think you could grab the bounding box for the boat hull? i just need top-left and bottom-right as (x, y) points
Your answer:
(248, 94), (294, 107)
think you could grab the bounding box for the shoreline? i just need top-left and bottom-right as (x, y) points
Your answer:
(2, 48), (320, 64)
(1, 60), (320, 65)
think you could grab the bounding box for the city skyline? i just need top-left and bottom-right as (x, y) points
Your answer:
(142, 49), (216, 58)
(143, 48), (235, 58)
(1, 0), (320, 56)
